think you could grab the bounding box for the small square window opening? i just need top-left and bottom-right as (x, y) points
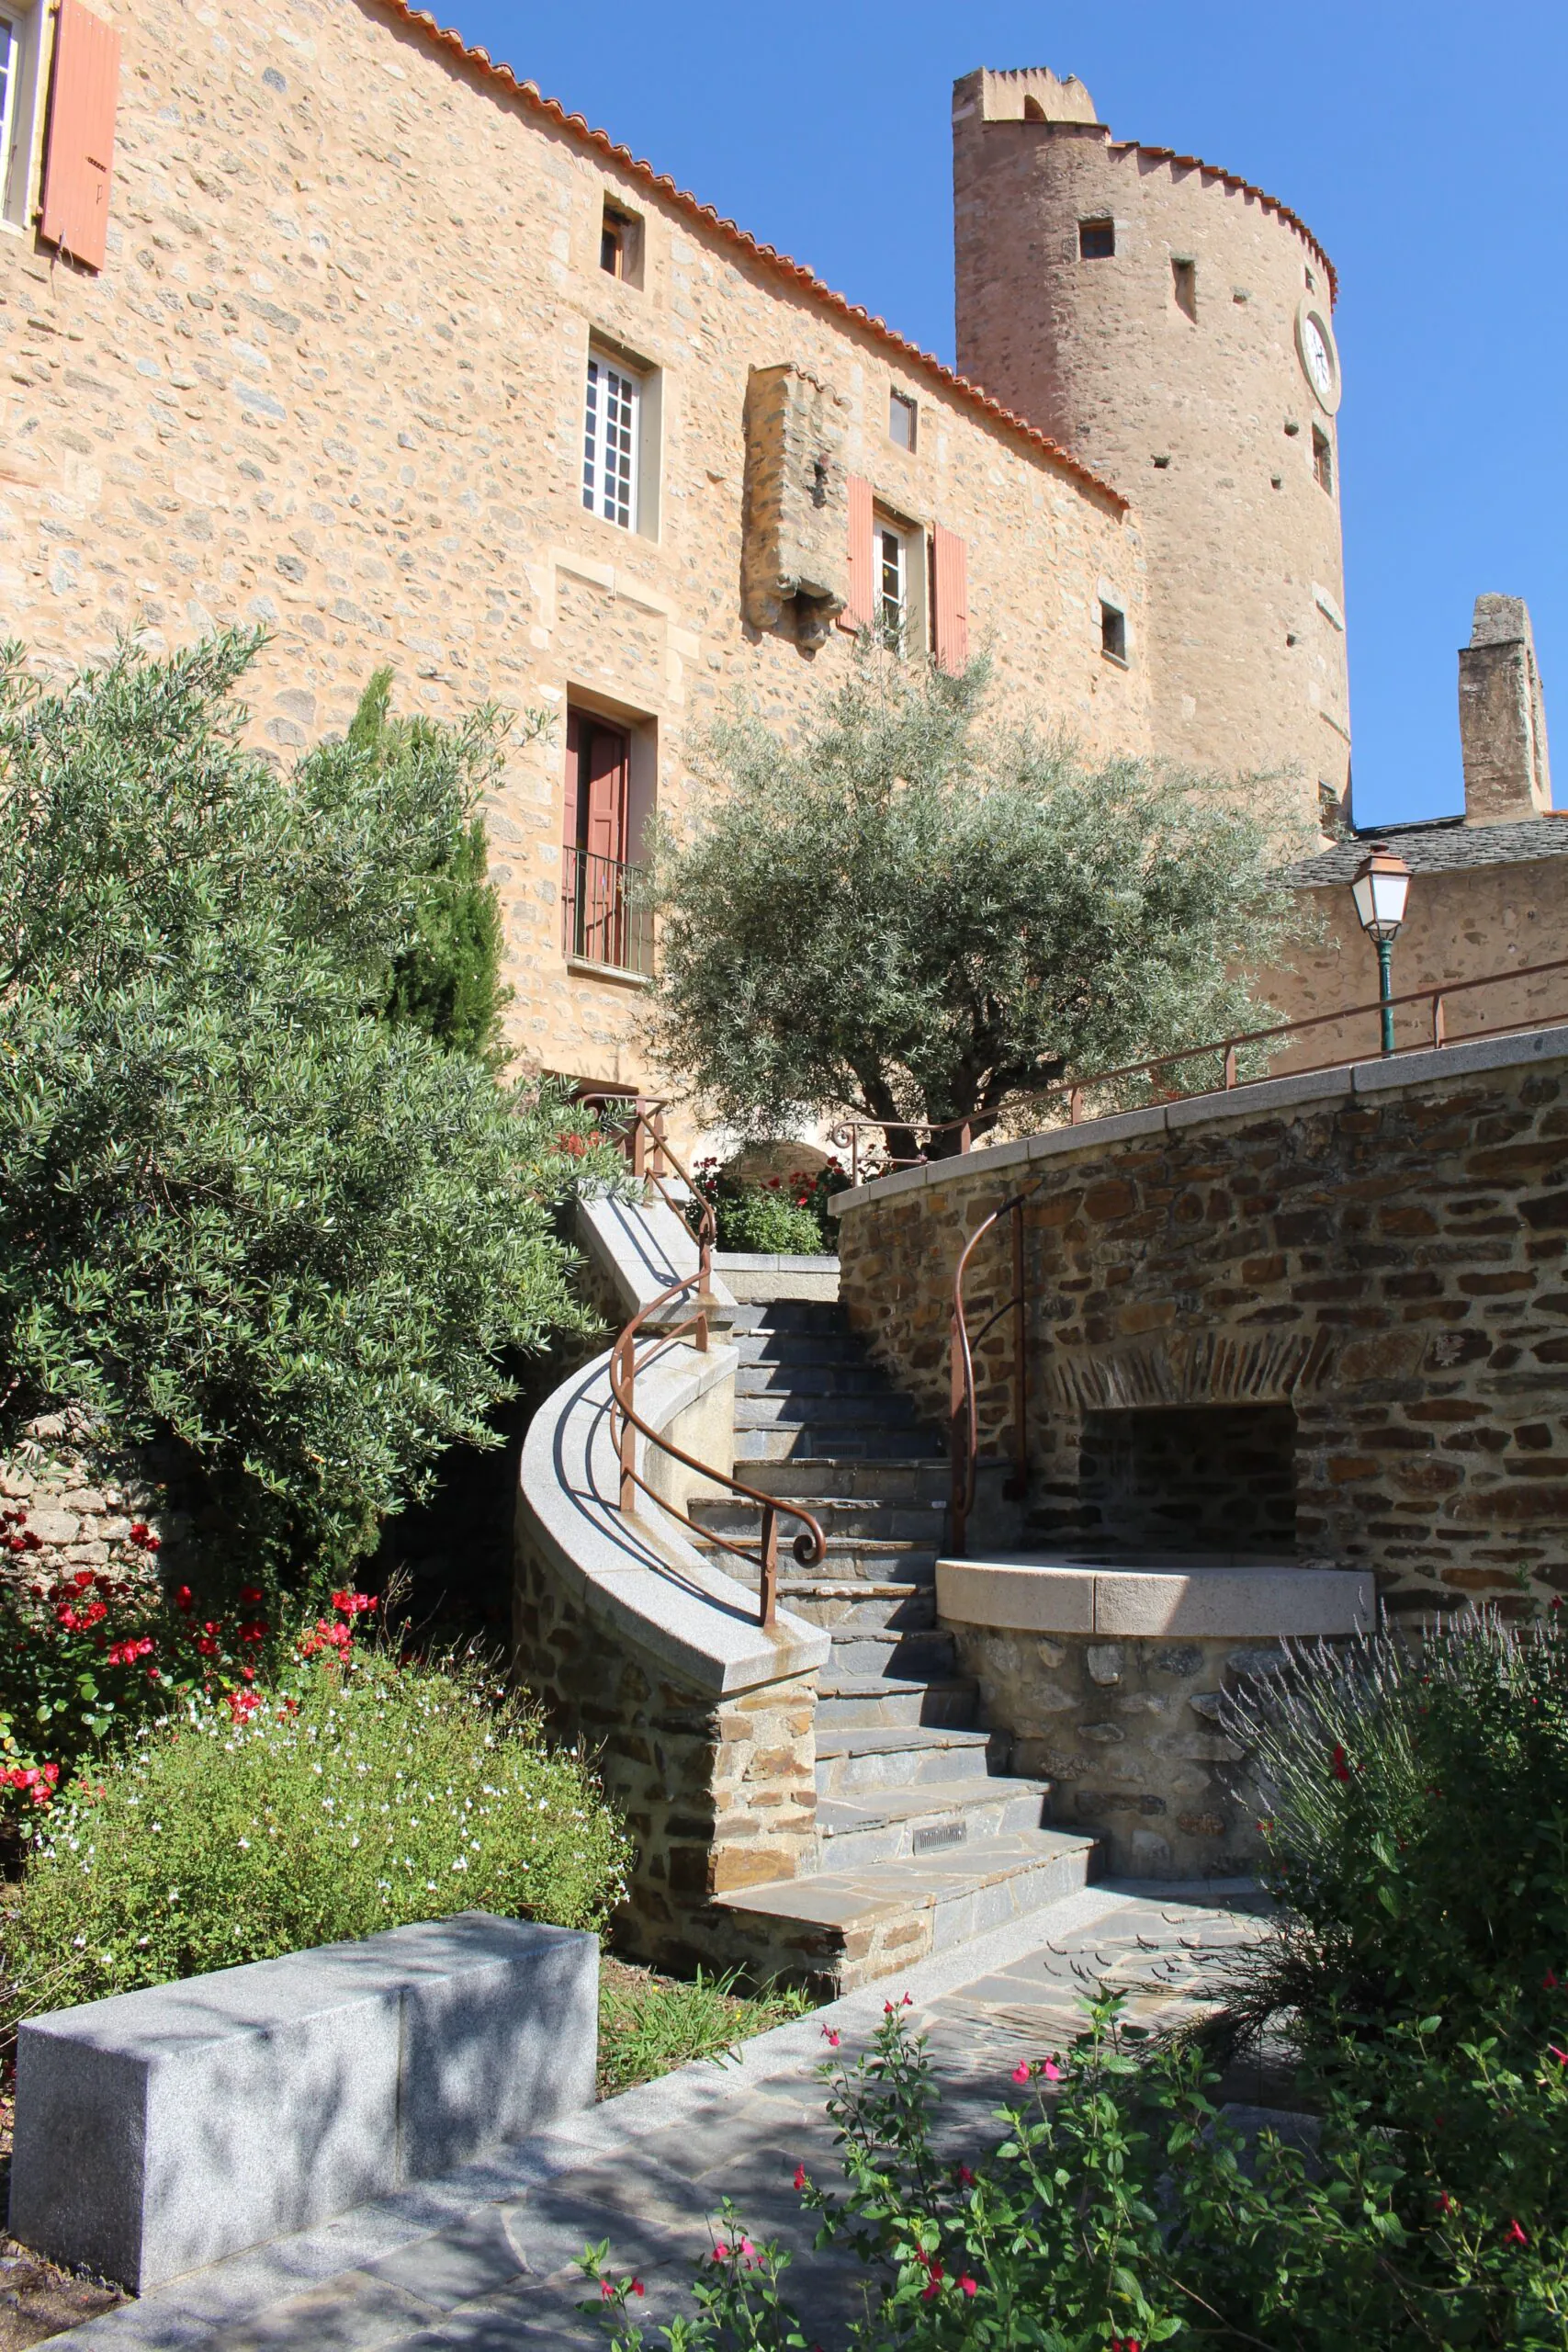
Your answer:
(1312, 424), (1334, 496)
(583, 353), (641, 530)
(1172, 257), (1197, 321)
(889, 390), (917, 452)
(1078, 218), (1115, 260)
(1100, 601), (1127, 662)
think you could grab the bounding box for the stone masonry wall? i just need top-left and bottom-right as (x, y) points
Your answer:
(838, 1043), (1568, 1614)
(513, 1515), (817, 1976)
(0, 0), (1147, 1101)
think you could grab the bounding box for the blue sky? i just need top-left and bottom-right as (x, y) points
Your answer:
(447, 0), (1565, 827)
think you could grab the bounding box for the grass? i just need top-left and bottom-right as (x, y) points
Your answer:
(596, 1957), (817, 2100)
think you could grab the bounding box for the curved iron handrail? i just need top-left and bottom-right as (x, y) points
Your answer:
(584, 1097), (827, 1627)
(830, 949), (1568, 1179)
(950, 1183), (1040, 1559)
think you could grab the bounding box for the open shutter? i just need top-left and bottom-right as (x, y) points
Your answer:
(931, 526), (969, 673)
(840, 473), (875, 631)
(40, 0), (120, 271)
(584, 724), (629, 867)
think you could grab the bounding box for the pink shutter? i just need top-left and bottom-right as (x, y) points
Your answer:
(840, 474), (875, 631)
(932, 526), (969, 673)
(40, 0), (120, 271)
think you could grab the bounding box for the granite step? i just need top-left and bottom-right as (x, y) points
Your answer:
(745, 1457), (951, 1505)
(733, 1391), (929, 1430)
(815, 1723), (1010, 1798)
(736, 1363), (912, 1399)
(698, 1536), (939, 1585)
(733, 1333), (869, 1367)
(818, 1774), (1055, 1871)
(775, 1579), (936, 1632)
(734, 1423), (945, 1463)
(713, 1826), (1100, 1994)
(816, 1672), (977, 1730)
(725, 1302), (846, 1335)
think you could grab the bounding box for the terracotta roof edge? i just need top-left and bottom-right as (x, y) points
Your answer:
(1102, 134), (1337, 304)
(375, 2), (1130, 512)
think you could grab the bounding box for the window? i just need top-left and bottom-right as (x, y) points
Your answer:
(0, 12), (19, 207)
(888, 390), (917, 452)
(1100, 600), (1127, 663)
(1078, 218), (1115, 259)
(582, 353), (640, 529)
(1172, 256), (1197, 321)
(876, 523), (908, 646)
(599, 200), (642, 285)
(1312, 424), (1334, 496)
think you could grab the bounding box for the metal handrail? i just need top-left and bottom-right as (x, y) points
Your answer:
(581, 1097), (827, 1628)
(561, 848), (655, 977)
(949, 1185), (1038, 1559)
(831, 951), (1568, 1179)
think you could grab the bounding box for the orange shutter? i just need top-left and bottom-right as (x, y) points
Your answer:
(932, 526), (969, 673)
(840, 474), (875, 631)
(40, 0), (120, 271)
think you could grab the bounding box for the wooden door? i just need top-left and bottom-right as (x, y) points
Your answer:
(565, 712), (630, 965)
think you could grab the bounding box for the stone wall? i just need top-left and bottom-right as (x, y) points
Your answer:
(952, 1624), (1278, 1876)
(835, 1033), (1568, 1613)
(0, 1415), (182, 1600)
(0, 0), (1146, 1102)
(513, 1521), (817, 1974)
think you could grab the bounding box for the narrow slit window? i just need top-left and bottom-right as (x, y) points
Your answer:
(1078, 218), (1115, 259)
(889, 389), (917, 451)
(600, 201), (641, 283)
(1100, 600), (1127, 662)
(1172, 256), (1197, 321)
(1313, 424), (1334, 495)
(582, 353), (640, 530)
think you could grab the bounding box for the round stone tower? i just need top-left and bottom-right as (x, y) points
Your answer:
(953, 68), (1350, 831)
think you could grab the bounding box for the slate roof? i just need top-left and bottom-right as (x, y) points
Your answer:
(1290, 816), (1568, 888)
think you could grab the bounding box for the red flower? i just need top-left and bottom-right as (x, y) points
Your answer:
(599, 2280), (614, 2301)
(145, 1665), (161, 1680)
(21, 1529), (41, 1550)
(1331, 1744), (1351, 1782)
(955, 2164), (975, 2188)
(1506, 2220), (1529, 2247)
(1436, 2191), (1455, 2215)
(1549, 2046), (1568, 2068)
(228, 1689), (262, 1724)
(129, 1523), (152, 1545)
(1012, 2061), (1030, 2085)
(959, 2276), (978, 2298)
(6, 1533), (26, 1554)
(240, 1622), (269, 1645)
(240, 1586), (264, 1607)
(143, 1535), (162, 1554)
(196, 1637), (219, 1657)
(630, 2279), (644, 2298)
(174, 1586), (195, 1613)
(793, 2165), (807, 2190)
(1545, 1970), (1560, 1991)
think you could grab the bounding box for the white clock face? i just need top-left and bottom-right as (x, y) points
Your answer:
(1303, 317), (1333, 398)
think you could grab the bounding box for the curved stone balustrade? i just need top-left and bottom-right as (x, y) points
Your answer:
(514, 1194), (828, 1970)
(936, 1553), (1373, 1639)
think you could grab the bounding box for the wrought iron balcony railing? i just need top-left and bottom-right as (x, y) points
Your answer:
(561, 848), (654, 977)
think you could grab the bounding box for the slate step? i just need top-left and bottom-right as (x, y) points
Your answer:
(818, 1775), (1055, 1871)
(726, 1302), (846, 1334)
(734, 1333), (869, 1366)
(746, 1457), (951, 1505)
(712, 1827), (1100, 1993)
(826, 1627), (957, 1679)
(691, 1497), (946, 1544)
(734, 1391), (928, 1429)
(697, 1536), (939, 1585)
(736, 1363), (909, 1399)
(816, 1672), (977, 1729)
(775, 1579), (936, 1632)
(815, 1724), (1010, 1798)
(734, 1423), (945, 1463)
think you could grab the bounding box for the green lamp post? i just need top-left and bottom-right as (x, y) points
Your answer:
(1350, 842), (1413, 1056)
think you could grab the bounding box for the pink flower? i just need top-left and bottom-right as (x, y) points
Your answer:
(600, 2280), (614, 2301)
(710, 2245), (729, 2264)
(1041, 2055), (1064, 2081)
(1012, 2062), (1030, 2085)
(1506, 2219), (1529, 2247)
(959, 2276), (978, 2297)
(1550, 2047), (1568, 2068)
(174, 1586), (195, 1613)
(820, 2026), (840, 2047)
(630, 2279), (644, 2298)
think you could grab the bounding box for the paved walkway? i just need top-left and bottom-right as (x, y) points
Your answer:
(46, 1882), (1271, 2352)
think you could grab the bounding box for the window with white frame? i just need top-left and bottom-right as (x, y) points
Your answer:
(876, 521), (908, 647)
(0, 9), (21, 209)
(582, 352), (640, 530)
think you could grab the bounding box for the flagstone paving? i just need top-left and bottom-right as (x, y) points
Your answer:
(39, 1880), (1274, 2352)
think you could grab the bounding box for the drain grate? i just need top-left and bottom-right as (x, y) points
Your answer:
(912, 1818), (966, 1854)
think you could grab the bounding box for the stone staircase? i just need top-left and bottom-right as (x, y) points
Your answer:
(690, 1295), (1099, 1989)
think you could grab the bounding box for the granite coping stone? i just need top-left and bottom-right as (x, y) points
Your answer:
(936, 1555), (1374, 1638)
(830, 1023), (1568, 1212)
(8, 1916), (598, 2298)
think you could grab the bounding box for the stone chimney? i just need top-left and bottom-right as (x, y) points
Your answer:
(1459, 594), (1552, 825)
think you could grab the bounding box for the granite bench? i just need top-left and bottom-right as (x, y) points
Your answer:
(7, 1910), (597, 2293)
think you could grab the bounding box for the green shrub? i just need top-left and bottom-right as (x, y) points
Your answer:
(581, 1995), (1568, 2350)
(687, 1159), (832, 1255)
(1228, 1610), (1568, 2046)
(3, 1652), (631, 2026)
(0, 632), (624, 1588)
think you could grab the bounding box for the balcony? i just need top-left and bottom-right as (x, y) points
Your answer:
(561, 847), (654, 978)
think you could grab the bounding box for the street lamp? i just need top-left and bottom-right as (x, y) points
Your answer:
(1350, 842), (1412, 1056)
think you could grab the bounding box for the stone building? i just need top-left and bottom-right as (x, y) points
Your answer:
(0, 3), (1393, 1102)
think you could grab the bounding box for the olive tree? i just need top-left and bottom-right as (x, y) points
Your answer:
(647, 650), (1307, 1159)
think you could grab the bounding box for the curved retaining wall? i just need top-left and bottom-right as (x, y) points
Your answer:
(833, 1028), (1568, 1618)
(514, 1195), (828, 1972)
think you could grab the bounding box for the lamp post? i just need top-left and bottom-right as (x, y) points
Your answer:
(1350, 843), (1413, 1056)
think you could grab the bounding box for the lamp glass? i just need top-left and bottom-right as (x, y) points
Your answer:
(1351, 859), (1411, 944)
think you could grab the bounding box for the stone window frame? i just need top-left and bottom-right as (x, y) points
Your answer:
(599, 198), (644, 288)
(0, 0), (44, 232)
(1312, 423), (1335, 499)
(888, 388), (918, 453)
(1100, 594), (1129, 668)
(1078, 216), (1116, 260)
(872, 502), (928, 657)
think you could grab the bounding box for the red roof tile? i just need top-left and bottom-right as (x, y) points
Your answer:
(375, 2), (1130, 514)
